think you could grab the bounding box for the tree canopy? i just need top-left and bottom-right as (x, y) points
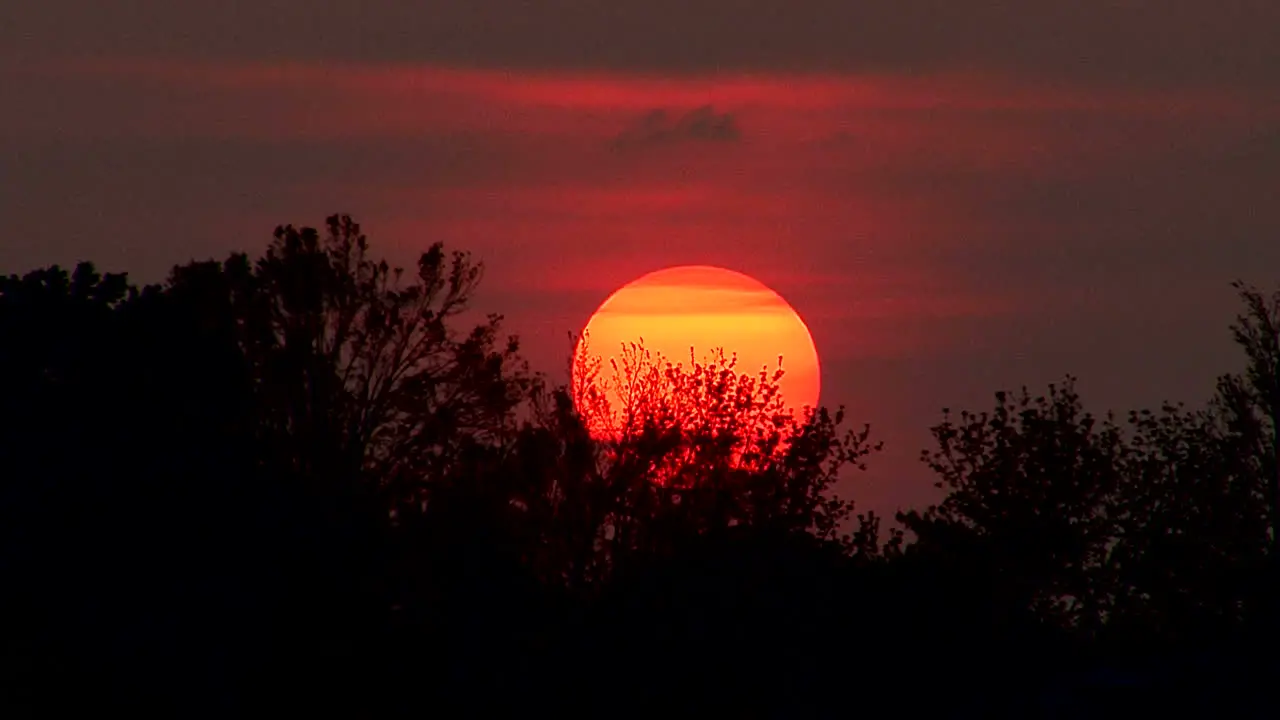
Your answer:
(0, 215), (1274, 715)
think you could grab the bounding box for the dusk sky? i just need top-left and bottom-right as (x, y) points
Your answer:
(5, 2), (1279, 515)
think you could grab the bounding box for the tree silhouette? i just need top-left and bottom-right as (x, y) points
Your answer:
(1212, 282), (1280, 656)
(1217, 285), (1279, 552)
(896, 285), (1278, 668)
(1107, 400), (1268, 646)
(523, 336), (883, 584)
(194, 215), (537, 503)
(897, 380), (1124, 649)
(0, 217), (541, 712)
(3, 215), (1276, 715)
(0, 261), (274, 711)
(166, 215), (540, 710)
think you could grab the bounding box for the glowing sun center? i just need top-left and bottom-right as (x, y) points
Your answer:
(573, 265), (821, 426)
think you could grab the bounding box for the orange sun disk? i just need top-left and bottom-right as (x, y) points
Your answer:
(573, 265), (821, 428)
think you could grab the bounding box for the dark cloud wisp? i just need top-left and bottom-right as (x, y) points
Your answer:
(613, 106), (742, 149)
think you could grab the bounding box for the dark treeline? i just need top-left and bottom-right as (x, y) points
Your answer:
(1, 216), (1276, 716)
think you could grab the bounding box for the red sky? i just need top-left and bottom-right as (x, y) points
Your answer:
(4, 3), (1280, 516)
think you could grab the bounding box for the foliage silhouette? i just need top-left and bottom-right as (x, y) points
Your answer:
(898, 380), (1272, 652)
(1, 215), (1275, 716)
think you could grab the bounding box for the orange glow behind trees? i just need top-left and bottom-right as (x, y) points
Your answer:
(559, 268), (871, 552)
(572, 265), (820, 435)
(570, 266), (827, 489)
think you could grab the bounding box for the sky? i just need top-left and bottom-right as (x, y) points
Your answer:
(4, 2), (1280, 516)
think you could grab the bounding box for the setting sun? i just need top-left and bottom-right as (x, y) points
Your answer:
(573, 266), (821, 427)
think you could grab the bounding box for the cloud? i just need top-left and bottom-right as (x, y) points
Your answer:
(612, 106), (741, 149)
